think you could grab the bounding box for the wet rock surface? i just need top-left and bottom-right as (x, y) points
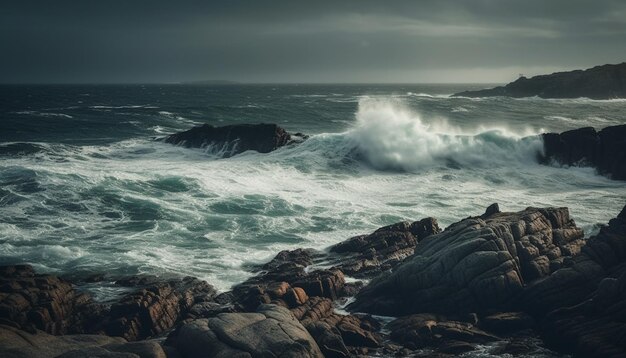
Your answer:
(164, 123), (304, 157)
(540, 124), (626, 181)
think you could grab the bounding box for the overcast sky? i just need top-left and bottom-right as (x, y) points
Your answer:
(2, 0), (625, 83)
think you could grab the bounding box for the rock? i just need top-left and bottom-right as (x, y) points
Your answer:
(304, 321), (350, 358)
(540, 124), (626, 180)
(527, 205), (626, 357)
(350, 206), (585, 316)
(0, 265), (97, 335)
(329, 218), (440, 278)
(231, 248), (345, 311)
(481, 203), (501, 218)
(0, 323), (126, 358)
(102, 276), (216, 341)
(480, 312), (535, 333)
(453, 62), (626, 99)
(388, 313), (498, 351)
(167, 304), (324, 358)
(437, 340), (476, 354)
(57, 341), (167, 358)
(164, 123), (301, 157)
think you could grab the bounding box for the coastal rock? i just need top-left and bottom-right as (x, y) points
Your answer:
(522, 205), (626, 357)
(101, 276), (216, 341)
(164, 123), (301, 157)
(0, 265), (95, 335)
(388, 313), (498, 353)
(167, 304), (324, 358)
(231, 248), (345, 311)
(540, 124), (626, 180)
(453, 62), (626, 99)
(329, 218), (440, 278)
(0, 323), (127, 358)
(479, 312), (535, 333)
(350, 206), (585, 316)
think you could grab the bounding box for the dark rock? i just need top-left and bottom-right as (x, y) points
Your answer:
(388, 313), (498, 351)
(481, 203), (501, 218)
(350, 206), (584, 316)
(166, 304), (324, 358)
(437, 340), (476, 354)
(305, 321), (350, 358)
(329, 218), (440, 278)
(101, 276), (216, 341)
(453, 62), (626, 99)
(0, 265), (97, 335)
(525, 205), (626, 357)
(480, 312), (535, 333)
(57, 341), (167, 358)
(0, 323), (126, 358)
(540, 124), (626, 180)
(231, 248), (344, 311)
(164, 123), (300, 157)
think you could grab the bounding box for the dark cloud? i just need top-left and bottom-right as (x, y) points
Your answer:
(1, 0), (625, 83)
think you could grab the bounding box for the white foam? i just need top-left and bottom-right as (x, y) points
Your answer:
(348, 97), (543, 171)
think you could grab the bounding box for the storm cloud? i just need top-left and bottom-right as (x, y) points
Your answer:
(2, 0), (625, 83)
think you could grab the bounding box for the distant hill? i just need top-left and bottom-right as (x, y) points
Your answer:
(453, 62), (626, 99)
(182, 79), (241, 85)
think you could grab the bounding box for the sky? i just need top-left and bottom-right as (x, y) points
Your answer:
(1, 0), (625, 84)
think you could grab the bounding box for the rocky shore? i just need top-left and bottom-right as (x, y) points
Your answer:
(2, 203), (625, 357)
(452, 62), (626, 99)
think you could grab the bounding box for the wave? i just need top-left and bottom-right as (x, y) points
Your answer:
(89, 105), (159, 109)
(14, 111), (73, 119)
(339, 98), (543, 172)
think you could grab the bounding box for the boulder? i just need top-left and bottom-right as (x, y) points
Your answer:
(350, 206), (585, 316)
(166, 304), (324, 358)
(164, 123), (302, 157)
(0, 323), (127, 358)
(453, 62), (626, 99)
(540, 124), (626, 180)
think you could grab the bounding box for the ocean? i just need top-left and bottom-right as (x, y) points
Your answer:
(1, 83), (625, 294)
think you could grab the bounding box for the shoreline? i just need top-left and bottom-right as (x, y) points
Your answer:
(2, 202), (625, 357)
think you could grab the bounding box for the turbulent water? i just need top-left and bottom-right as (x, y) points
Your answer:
(1, 84), (625, 294)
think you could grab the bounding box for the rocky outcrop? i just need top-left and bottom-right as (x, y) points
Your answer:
(350, 206), (585, 316)
(522, 205), (626, 357)
(167, 304), (324, 358)
(0, 265), (94, 335)
(99, 276), (217, 341)
(165, 123), (304, 157)
(0, 267), (216, 343)
(0, 323), (161, 358)
(540, 124), (626, 180)
(453, 62), (626, 99)
(329, 218), (440, 278)
(388, 313), (499, 354)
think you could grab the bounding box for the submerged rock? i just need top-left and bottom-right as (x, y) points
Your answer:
(453, 62), (626, 99)
(540, 124), (626, 180)
(167, 304), (324, 358)
(165, 123), (304, 157)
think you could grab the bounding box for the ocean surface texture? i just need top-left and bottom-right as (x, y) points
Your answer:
(1, 84), (625, 293)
